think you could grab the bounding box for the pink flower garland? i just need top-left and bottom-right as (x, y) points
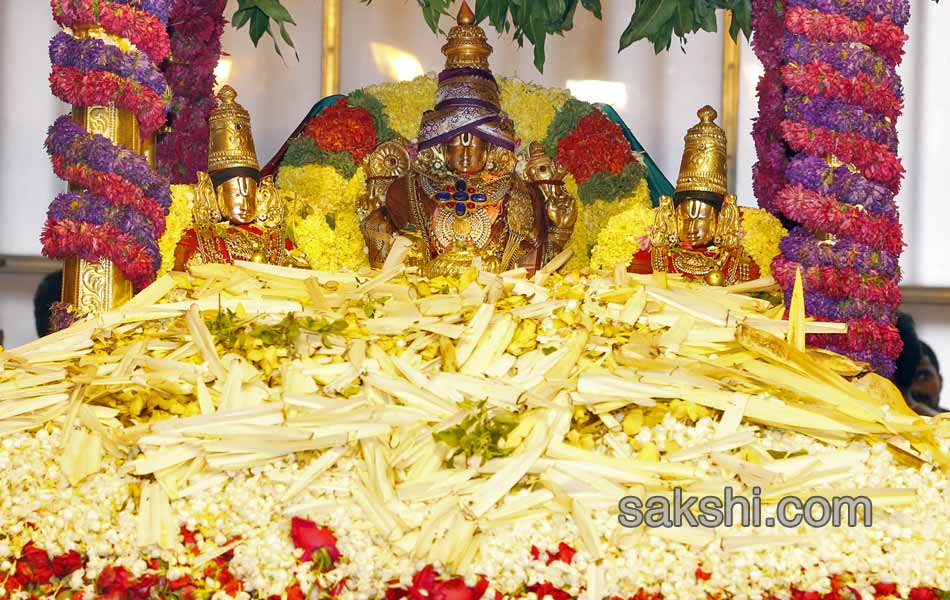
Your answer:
(808, 318), (903, 359)
(779, 121), (903, 192)
(774, 184), (903, 255)
(51, 0), (171, 63)
(51, 156), (166, 235)
(49, 66), (167, 135)
(41, 219), (158, 289)
(785, 6), (908, 64)
(781, 61), (903, 121)
(772, 256), (901, 308)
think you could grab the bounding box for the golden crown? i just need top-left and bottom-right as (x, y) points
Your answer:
(208, 85), (260, 173)
(674, 105), (728, 197)
(442, 0), (493, 70)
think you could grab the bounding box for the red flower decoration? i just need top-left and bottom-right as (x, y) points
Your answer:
(290, 516), (341, 564)
(556, 109), (633, 184)
(51, 550), (83, 578)
(387, 565), (489, 600)
(527, 582), (573, 600)
(16, 542), (55, 585)
(304, 98), (377, 163)
(97, 565), (132, 596)
(781, 62), (902, 122)
(908, 589), (937, 600)
(872, 582), (899, 598)
(286, 583), (307, 600)
(695, 565), (712, 581)
(779, 121), (903, 193)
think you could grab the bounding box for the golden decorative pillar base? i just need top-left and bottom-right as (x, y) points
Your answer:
(61, 257), (134, 316)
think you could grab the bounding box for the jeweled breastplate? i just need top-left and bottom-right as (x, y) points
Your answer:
(195, 224), (289, 265)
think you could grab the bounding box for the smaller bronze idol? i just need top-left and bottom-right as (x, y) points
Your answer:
(174, 86), (306, 271)
(629, 106), (758, 286)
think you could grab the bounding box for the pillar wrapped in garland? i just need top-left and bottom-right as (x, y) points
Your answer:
(43, 0), (173, 328)
(751, 0), (909, 376)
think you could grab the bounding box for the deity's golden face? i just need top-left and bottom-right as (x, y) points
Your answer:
(216, 176), (259, 225)
(675, 198), (718, 247)
(445, 132), (488, 175)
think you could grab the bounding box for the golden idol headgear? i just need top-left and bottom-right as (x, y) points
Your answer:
(417, 1), (515, 152)
(442, 0), (491, 70)
(674, 105), (728, 204)
(208, 85), (260, 187)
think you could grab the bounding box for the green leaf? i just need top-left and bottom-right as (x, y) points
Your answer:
(580, 0), (603, 19)
(266, 22), (285, 61)
(254, 0), (296, 24)
(249, 9), (268, 47)
(474, 0), (494, 22)
(619, 0), (677, 51)
(674, 0), (694, 39)
(279, 21), (299, 60)
(231, 7), (254, 29)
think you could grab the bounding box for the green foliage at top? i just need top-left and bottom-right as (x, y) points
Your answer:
(347, 90), (398, 144)
(231, 0), (754, 72)
(542, 98), (595, 158)
(433, 401), (519, 464)
(231, 0), (298, 60)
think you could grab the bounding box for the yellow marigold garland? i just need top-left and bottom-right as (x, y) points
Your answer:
(157, 184), (195, 276)
(589, 203), (656, 271)
(740, 207), (787, 277)
(279, 164), (369, 271)
(360, 76), (437, 141)
(497, 78), (571, 147)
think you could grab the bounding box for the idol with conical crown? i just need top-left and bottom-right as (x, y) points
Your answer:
(358, 1), (577, 277)
(173, 86), (308, 271)
(629, 106), (759, 286)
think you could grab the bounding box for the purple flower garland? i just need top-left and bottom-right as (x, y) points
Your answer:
(786, 0), (909, 26)
(785, 154), (897, 219)
(49, 31), (169, 97)
(110, 0), (171, 22)
(46, 115), (171, 210)
(781, 34), (902, 95)
(778, 227), (900, 279)
(784, 94), (898, 148)
(752, 0), (909, 375)
(49, 191), (160, 252)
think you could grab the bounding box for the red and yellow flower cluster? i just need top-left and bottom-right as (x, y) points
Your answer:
(304, 98), (379, 164)
(555, 110), (634, 185)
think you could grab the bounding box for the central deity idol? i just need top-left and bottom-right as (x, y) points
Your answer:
(359, 1), (577, 277)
